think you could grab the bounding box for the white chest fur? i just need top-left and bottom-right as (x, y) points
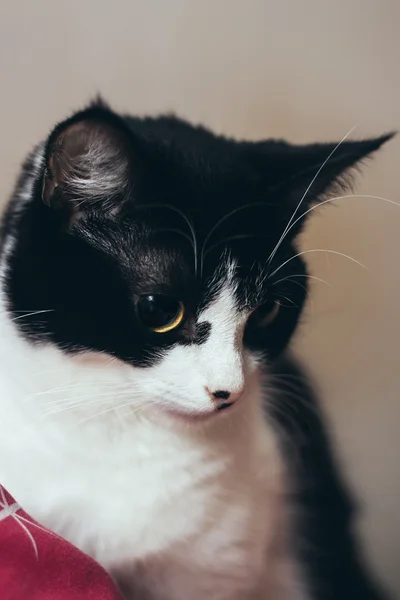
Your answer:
(0, 307), (298, 599)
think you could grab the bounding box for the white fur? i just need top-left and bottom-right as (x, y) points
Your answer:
(0, 286), (305, 599)
(66, 135), (130, 206)
(0, 158), (305, 599)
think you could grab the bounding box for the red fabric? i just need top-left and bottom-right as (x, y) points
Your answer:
(0, 485), (123, 600)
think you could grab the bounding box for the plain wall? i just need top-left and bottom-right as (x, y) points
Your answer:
(1, 1), (399, 596)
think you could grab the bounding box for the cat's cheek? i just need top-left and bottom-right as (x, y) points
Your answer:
(126, 350), (214, 418)
(126, 348), (260, 423)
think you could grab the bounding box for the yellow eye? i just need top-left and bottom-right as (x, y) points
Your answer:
(137, 295), (185, 333)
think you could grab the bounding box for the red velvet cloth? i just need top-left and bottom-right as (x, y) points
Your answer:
(0, 485), (123, 600)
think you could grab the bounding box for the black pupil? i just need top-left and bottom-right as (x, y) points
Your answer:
(137, 295), (180, 329)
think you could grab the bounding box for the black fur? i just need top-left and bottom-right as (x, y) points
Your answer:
(1, 100), (391, 366)
(0, 100), (393, 599)
(270, 356), (390, 600)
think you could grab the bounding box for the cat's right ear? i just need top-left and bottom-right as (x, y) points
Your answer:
(41, 102), (135, 217)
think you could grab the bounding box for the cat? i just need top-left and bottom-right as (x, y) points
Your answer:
(0, 99), (392, 599)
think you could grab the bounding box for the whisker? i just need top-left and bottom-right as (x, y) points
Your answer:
(273, 274), (333, 288)
(33, 382), (131, 398)
(28, 361), (120, 379)
(11, 309), (54, 321)
(44, 388), (140, 405)
(77, 398), (157, 424)
(267, 126), (356, 264)
(39, 381), (179, 417)
(280, 295), (300, 308)
(43, 397), (117, 413)
(264, 395), (309, 448)
(137, 203), (198, 275)
(154, 228), (194, 248)
(267, 375), (317, 403)
(1, 309), (49, 313)
(269, 372), (310, 384)
(200, 202), (274, 275)
(268, 249), (370, 280)
(278, 278), (314, 313)
(281, 193), (400, 241)
(41, 392), (145, 417)
(266, 386), (318, 417)
(202, 233), (270, 260)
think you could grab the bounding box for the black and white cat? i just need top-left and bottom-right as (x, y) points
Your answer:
(0, 100), (392, 599)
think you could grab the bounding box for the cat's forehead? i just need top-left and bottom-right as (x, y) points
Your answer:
(122, 200), (277, 272)
(81, 211), (272, 309)
(128, 232), (265, 310)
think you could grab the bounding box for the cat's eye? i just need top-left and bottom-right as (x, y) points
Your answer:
(249, 299), (280, 327)
(262, 299), (280, 325)
(137, 295), (185, 333)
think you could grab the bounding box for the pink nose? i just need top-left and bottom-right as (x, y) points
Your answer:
(207, 388), (244, 411)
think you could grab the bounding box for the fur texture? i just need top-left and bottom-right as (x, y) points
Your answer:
(0, 100), (392, 599)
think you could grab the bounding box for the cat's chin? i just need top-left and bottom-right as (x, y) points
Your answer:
(163, 404), (239, 425)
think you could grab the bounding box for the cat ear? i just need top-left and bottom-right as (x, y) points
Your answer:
(42, 102), (134, 216)
(251, 133), (394, 232)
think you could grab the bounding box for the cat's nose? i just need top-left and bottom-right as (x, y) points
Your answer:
(209, 388), (244, 411)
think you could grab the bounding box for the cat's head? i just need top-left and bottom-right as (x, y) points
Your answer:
(3, 101), (392, 421)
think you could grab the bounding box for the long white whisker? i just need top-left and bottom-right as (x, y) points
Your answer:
(279, 278), (314, 313)
(12, 309), (54, 321)
(273, 274), (333, 288)
(282, 193), (400, 241)
(37, 390), (121, 405)
(268, 126), (356, 264)
(33, 382), (132, 398)
(39, 382), (178, 417)
(77, 398), (159, 424)
(41, 392), (146, 416)
(268, 248), (369, 280)
(44, 388), (141, 406)
(280, 295), (299, 308)
(27, 363), (120, 378)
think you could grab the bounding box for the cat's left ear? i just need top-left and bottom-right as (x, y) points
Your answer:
(41, 101), (135, 217)
(251, 132), (395, 231)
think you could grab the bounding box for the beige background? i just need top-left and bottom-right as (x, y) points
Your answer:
(0, 0), (399, 596)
